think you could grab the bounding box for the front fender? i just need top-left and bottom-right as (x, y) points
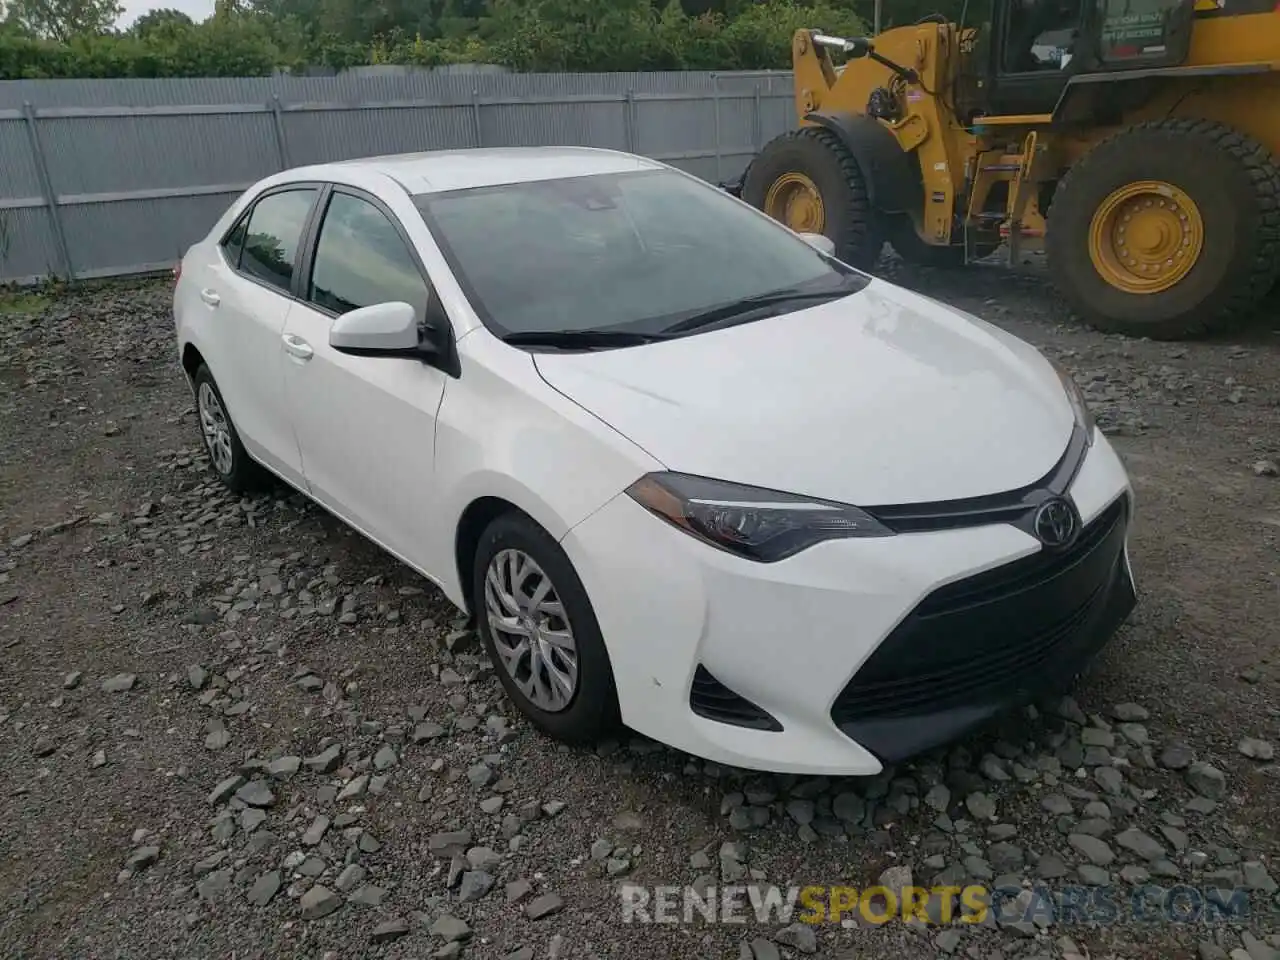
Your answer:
(804, 111), (921, 216)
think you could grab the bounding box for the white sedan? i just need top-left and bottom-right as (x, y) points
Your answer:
(173, 146), (1137, 776)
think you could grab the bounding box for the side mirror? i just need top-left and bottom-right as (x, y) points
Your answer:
(330, 301), (424, 358)
(798, 232), (836, 257)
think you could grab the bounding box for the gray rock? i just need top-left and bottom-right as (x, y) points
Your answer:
(1238, 738), (1275, 761)
(459, 870), (495, 902)
(246, 870), (281, 907)
(935, 928), (963, 954)
(197, 869), (232, 901)
(924, 784), (951, 813)
(186, 665), (209, 690)
(299, 884), (342, 920)
(373, 744), (398, 770)
(125, 846), (160, 872)
(1110, 702), (1149, 722)
(208, 774), (246, 805)
(831, 792), (865, 824)
(429, 830), (472, 857)
(412, 720), (446, 742)
(1186, 762), (1227, 800)
(786, 799), (815, 826)
(966, 792), (996, 820)
(336, 774), (368, 802)
(234, 780), (275, 808)
(1242, 861), (1277, 893)
(267, 756), (300, 778)
(101, 673), (137, 693)
(301, 815), (329, 846)
(62, 671), (83, 690)
(1160, 742), (1195, 770)
(467, 845), (501, 870)
(525, 892), (564, 919)
(335, 863), (366, 892)
(304, 744), (342, 773)
(348, 884), (387, 906)
(1116, 827), (1166, 861)
(1069, 834), (1116, 866)
(774, 922), (818, 953)
(204, 728), (231, 750)
(1041, 794), (1074, 815)
(749, 940), (782, 960)
(371, 918), (410, 943)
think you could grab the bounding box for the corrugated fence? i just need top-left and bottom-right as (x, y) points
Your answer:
(0, 69), (796, 284)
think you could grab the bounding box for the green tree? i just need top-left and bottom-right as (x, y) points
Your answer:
(4, 0), (123, 40)
(130, 7), (194, 37)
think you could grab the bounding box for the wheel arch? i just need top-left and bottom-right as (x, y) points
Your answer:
(802, 111), (921, 215)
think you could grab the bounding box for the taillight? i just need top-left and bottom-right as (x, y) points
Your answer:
(173, 261), (182, 284)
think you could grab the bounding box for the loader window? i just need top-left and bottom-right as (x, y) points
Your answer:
(1097, 0), (1190, 63)
(1002, 0), (1082, 72)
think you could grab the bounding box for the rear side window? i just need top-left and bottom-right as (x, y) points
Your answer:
(240, 188), (318, 293)
(308, 192), (429, 318)
(220, 215), (248, 268)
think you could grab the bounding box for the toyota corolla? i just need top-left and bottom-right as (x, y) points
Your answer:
(172, 146), (1136, 776)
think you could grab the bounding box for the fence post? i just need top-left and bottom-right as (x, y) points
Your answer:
(752, 83), (763, 154)
(270, 94), (291, 169)
(22, 101), (73, 282)
(471, 89), (483, 147)
(711, 73), (723, 184)
(624, 89), (636, 154)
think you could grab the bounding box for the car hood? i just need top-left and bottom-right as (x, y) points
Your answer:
(532, 280), (1076, 506)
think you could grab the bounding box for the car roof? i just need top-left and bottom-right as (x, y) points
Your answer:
(290, 146), (666, 196)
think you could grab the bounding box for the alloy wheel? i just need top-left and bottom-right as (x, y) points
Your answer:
(483, 548), (579, 713)
(197, 381), (234, 477)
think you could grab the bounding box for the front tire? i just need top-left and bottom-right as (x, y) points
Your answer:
(742, 127), (882, 270)
(192, 364), (268, 493)
(472, 512), (620, 744)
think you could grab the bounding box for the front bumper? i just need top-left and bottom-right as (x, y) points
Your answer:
(560, 432), (1135, 776)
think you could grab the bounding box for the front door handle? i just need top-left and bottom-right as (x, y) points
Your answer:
(199, 288), (221, 307)
(282, 334), (313, 361)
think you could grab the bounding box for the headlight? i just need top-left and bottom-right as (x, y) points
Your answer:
(1052, 360), (1096, 446)
(625, 472), (894, 563)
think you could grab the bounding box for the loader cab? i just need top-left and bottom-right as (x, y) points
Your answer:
(979, 0), (1197, 116)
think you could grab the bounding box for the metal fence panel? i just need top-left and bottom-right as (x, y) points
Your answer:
(0, 70), (796, 284)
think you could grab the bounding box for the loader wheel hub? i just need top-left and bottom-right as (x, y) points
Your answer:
(1088, 181), (1203, 295)
(764, 173), (825, 234)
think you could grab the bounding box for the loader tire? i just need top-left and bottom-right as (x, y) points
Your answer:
(742, 127), (881, 270)
(1046, 119), (1280, 340)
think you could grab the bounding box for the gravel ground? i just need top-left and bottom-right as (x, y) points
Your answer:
(1, 260), (1278, 960)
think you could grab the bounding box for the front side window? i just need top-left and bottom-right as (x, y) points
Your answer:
(1003, 0), (1082, 71)
(415, 168), (866, 340)
(240, 188), (318, 293)
(308, 192), (430, 318)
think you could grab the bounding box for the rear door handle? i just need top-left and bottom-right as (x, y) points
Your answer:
(282, 334), (313, 361)
(199, 288), (220, 307)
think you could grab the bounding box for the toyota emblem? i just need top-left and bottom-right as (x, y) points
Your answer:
(1034, 497), (1079, 548)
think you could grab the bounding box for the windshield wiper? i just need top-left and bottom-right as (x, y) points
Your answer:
(501, 329), (670, 350)
(661, 284), (859, 336)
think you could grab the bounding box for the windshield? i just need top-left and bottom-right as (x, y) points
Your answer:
(414, 168), (867, 341)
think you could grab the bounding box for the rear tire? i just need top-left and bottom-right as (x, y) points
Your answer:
(1046, 119), (1280, 340)
(192, 364), (269, 494)
(742, 127), (882, 270)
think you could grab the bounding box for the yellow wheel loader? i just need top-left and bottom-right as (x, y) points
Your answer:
(736, 0), (1280, 339)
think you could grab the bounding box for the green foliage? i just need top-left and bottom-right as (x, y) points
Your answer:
(5, 0), (123, 41)
(0, 0), (881, 78)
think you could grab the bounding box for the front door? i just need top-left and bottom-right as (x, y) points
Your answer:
(281, 186), (448, 567)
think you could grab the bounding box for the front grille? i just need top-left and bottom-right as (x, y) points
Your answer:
(831, 495), (1129, 726)
(690, 665), (782, 732)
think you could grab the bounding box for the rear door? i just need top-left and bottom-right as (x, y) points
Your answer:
(201, 185), (321, 484)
